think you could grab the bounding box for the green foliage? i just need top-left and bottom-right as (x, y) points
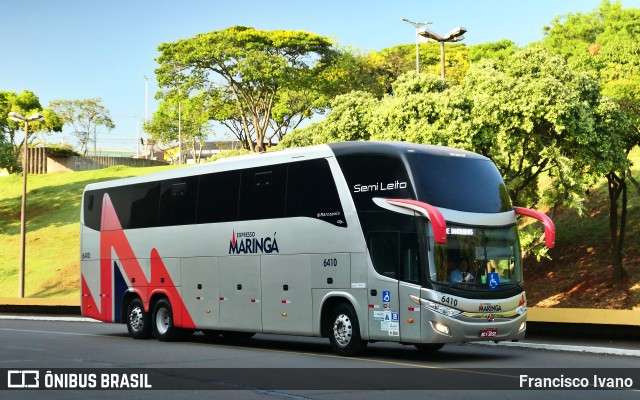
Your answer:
(542, 0), (640, 149)
(155, 26), (342, 153)
(542, 0), (640, 280)
(280, 90), (378, 148)
(0, 135), (18, 173)
(45, 144), (81, 157)
(365, 42), (470, 90)
(144, 92), (214, 163)
(49, 98), (115, 156)
(468, 40), (517, 62)
(287, 46), (633, 259)
(0, 90), (63, 173)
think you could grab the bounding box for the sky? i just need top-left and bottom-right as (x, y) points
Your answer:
(2, 0), (640, 153)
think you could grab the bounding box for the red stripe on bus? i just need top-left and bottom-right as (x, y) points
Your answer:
(81, 275), (102, 321)
(100, 193), (196, 329)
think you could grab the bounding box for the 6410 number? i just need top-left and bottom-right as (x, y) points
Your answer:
(323, 258), (338, 267)
(441, 295), (458, 307)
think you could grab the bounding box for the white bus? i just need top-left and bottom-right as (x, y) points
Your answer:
(80, 141), (554, 356)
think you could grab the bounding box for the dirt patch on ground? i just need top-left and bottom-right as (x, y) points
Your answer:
(524, 227), (640, 310)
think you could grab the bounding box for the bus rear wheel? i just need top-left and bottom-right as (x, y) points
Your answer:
(126, 298), (151, 339)
(328, 303), (367, 356)
(152, 298), (182, 341)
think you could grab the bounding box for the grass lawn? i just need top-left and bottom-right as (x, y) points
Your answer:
(0, 165), (176, 298)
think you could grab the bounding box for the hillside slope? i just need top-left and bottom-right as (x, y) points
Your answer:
(0, 165), (175, 298)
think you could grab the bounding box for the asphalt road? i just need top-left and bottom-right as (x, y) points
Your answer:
(0, 318), (639, 400)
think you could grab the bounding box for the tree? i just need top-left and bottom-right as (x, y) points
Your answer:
(542, 0), (640, 281)
(144, 92), (214, 163)
(0, 90), (63, 173)
(468, 40), (517, 62)
(49, 99), (115, 156)
(155, 26), (342, 153)
(284, 47), (630, 261)
(365, 42), (469, 92)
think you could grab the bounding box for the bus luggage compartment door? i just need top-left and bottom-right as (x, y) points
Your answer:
(261, 254), (312, 335)
(181, 257), (220, 330)
(219, 256), (262, 332)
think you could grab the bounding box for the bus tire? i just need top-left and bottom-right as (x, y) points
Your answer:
(126, 298), (152, 339)
(415, 343), (445, 353)
(328, 303), (367, 356)
(152, 298), (181, 342)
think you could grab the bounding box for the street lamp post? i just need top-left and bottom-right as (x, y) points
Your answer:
(417, 26), (467, 80)
(8, 111), (45, 298)
(401, 18), (432, 74)
(143, 75), (149, 159)
(178, 97), (182, 165)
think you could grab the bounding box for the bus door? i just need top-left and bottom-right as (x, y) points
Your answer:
(398, 231), (422, 343)
(366, 230), (421, 342)
(366, 271), (400, 341)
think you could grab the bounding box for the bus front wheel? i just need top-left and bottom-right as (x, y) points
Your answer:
(328, 303), (367, 356)
(152, 298), (181, 341)
(126, 298), (151, 339)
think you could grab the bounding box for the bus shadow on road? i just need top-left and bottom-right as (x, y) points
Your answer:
(185, 332), (517, 364)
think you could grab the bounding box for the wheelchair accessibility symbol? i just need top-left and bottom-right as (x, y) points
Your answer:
(382, 291), (390, 303)
(488, 272), (500, 290)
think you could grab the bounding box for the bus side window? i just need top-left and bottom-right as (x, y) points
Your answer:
(106, 182), (160, 229)
(239, 164), (287, 221)
(159, 177), (198, 226)
(286, 159), (344, 226)
(197, 170), (241, 224)
(83, 191), (103, 230)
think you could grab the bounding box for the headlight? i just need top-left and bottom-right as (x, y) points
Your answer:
(410, 295), (461, 317)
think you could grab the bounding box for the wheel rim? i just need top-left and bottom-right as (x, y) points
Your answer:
(129, 306), (144, 332)
(155, 307), (170, 335)
(332, 313), (352, 347)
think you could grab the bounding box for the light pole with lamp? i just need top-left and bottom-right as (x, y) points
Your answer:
(417, 26), (467, 80)
(178, 93), (182, 165)
(142, 75), (150, 159)
(401, 18), (432, 74)
(8, 111), (45, 298)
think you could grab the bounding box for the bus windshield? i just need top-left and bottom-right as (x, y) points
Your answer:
(430, 224), (522, 290)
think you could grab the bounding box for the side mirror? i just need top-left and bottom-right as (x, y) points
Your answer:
(514, 207), (556, 248)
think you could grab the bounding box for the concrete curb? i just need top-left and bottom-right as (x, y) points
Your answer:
(0, 297), (79, 306)
(0, 298), (80, 315)
(527, 307), (640, 326)
(475, 341), (640, 357)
